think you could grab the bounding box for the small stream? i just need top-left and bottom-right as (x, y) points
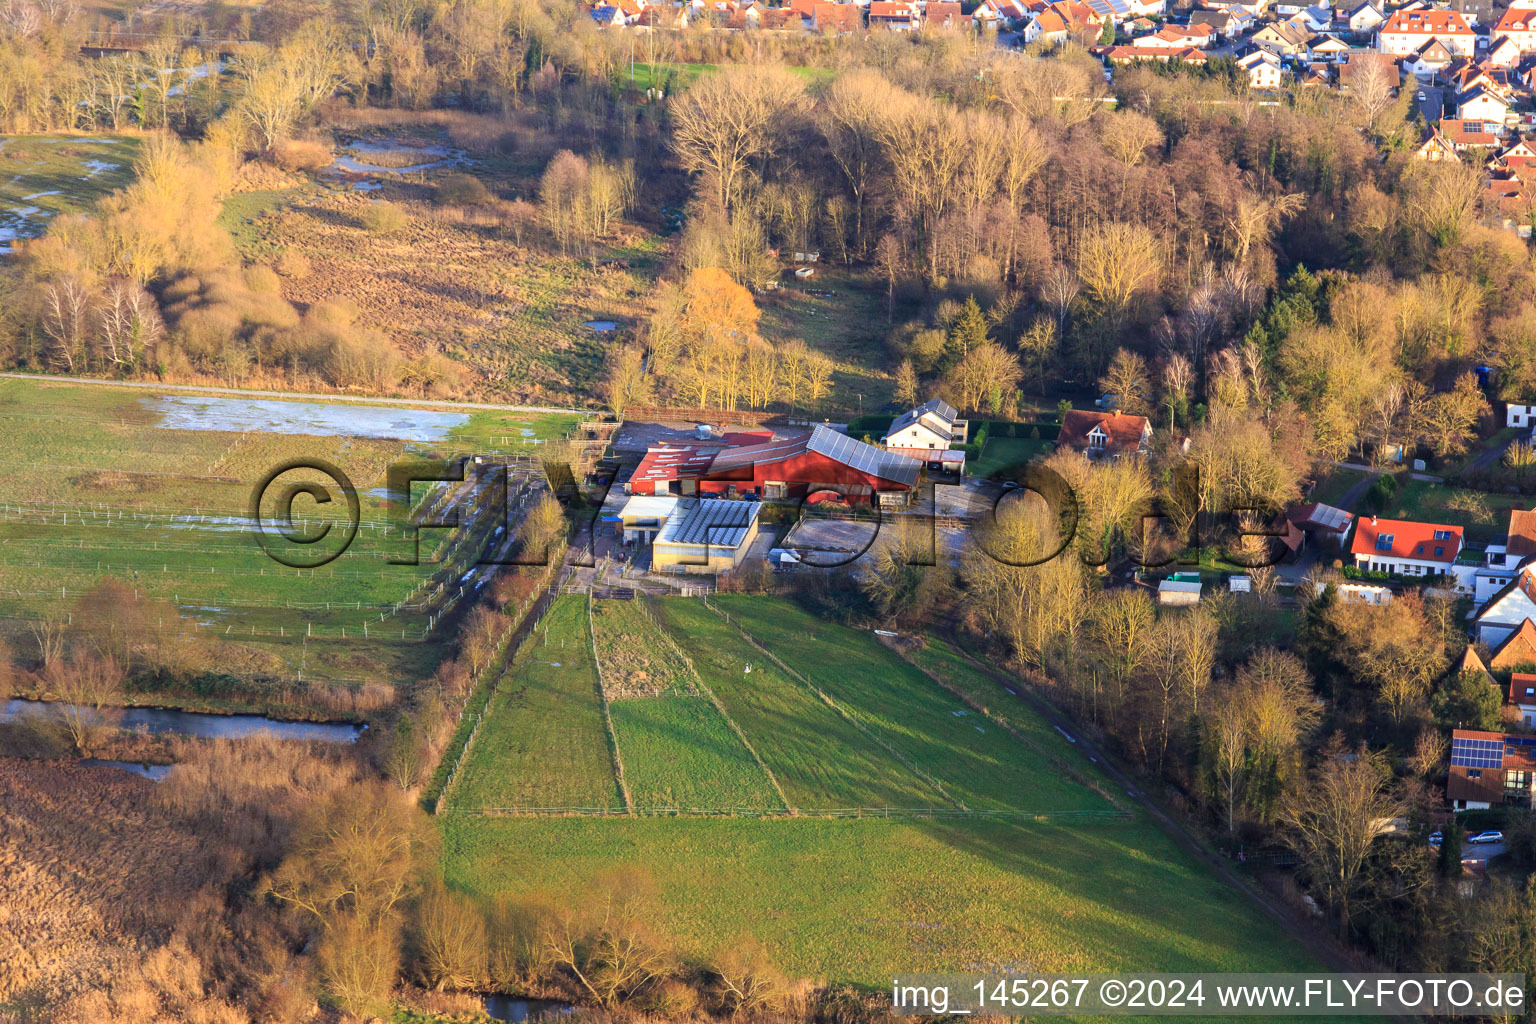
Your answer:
(2, 698), (364, 742)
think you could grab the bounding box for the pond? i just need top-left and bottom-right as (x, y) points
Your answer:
(482, 996), (576, 1022)
(82, 758), (172, 780)
(146, 395), (470, 442)
(332, 140), (465, 176)
(2, 699), (365, 743)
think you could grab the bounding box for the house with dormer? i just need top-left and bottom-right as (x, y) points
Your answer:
(1059, 409), (1153, 459)
(1493, 1), (1536, 53)
(1349, 515), (1464, 579)
(1378, 8), (1475, 55)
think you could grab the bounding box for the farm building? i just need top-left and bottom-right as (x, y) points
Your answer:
(614, 494), (679, 544)
(883, 398), (968, 473)
(626, 445), (718, 496)
(701, 424), (922, 506)
(652, 498), (763, 573)
(1157, 574), (1202, 605)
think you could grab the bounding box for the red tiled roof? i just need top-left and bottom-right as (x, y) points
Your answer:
(1381, 8), (1474, 35)
(1349, 516), (1463, 564)
(926, 0), (963, 23)
(1440, 118), (1501, 147)
(631, 444), (717, 486)
(1059, 409), (1152, 453)
(1510, 672), (1536, 705)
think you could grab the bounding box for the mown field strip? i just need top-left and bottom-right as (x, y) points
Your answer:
(448, 595), (623, 813)
(703, 598), (966, 811)
(709, 596), (1114, 814)
(590, 598), (784, 811)
(655, 599), (947, 810)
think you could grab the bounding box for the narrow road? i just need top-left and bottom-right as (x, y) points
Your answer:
(950, 646), (1381, 980)
(0, 371), (589, 416)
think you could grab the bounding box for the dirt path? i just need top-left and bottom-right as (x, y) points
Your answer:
(0, 371), (588, 416)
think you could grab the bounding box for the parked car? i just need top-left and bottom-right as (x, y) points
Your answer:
(1468, 831), (1504, 845)
(1427, 831), (1443, 847)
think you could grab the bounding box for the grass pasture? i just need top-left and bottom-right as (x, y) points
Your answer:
(448, 595), (623, 813)
(443, 594), (1334, 988)
(0, 378), (579, 694)
(709, 595), (1112, 814)
(608, 696), (784, 811)
(591, 597), (697, 697)
(0, 134), (141, 252)
(970, 436), (1053, 478)
(655, 599), (948, 810)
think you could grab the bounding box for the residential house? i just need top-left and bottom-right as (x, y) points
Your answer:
(1024, 0), (1104, 42)
(1377, 8), (1475, 55)
(1458, 85), (1511, 124)
(1474, 507), (1536, 604)
(1349, 515), (1464, 578)
(1125, 15), (1157, 32)
(1497, 138), (1536, 171)
(1447, 729), (1536, 809)
(1459, 645), (1498, 688)
(882, 397), (968, 472)
(1190, 7), (1247, 36)
(1298, 1), (1332, 29)
(1493, 2), (1536, 53)
(1489, 36), (1526, 67)
(1100, 43), (1209, 60)
(1449, 0), (1494, 27)
(970, 0), (1006, 28)
(1343, 1), (1385, 34)
(1440, 117), (1504, 149)
(1239, 47), (1285, 86)
(868, 1), (920, 28)
(1058, 409), (1153, 458)
(1476, 566), (1536, 647)
(1511, 673), (1536, 726)
(1338, 50), (1402, 88)
(924, 0), (965, 26)
(1308, 34), (1352, 60)
(810, 1), (862, 30)
(1252, 18), (1314, 53)
(1413, 126), (1462, 160)
(1140, 21), (1217, 45)
(1083, 0), (1132, 22)
(1403, 39), (1457, 77)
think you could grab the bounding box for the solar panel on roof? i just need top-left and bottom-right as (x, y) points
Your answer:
(1452, 736), (1505, 769)
(807, 425), (920, 488)
(670, 500), (757, 547)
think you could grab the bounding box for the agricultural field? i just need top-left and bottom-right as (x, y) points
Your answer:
(447, 595), (624, 813)
(442, 597), (1329, 988)
(757, 266), (897, 413)
(0, 135), (141, 253)
(0, 377), (578, 694)
(709, 595), (1111, 812)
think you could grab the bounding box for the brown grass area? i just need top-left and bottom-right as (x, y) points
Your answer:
(0, 739), (365, 1021)
(259, 189), (653, 404)
(0, 760), (208, 1008)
